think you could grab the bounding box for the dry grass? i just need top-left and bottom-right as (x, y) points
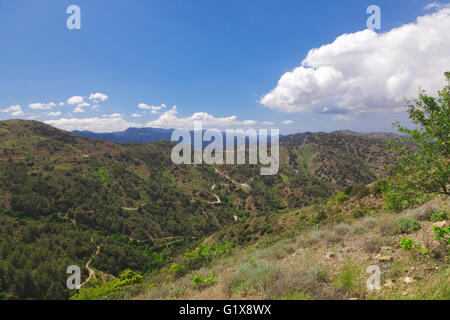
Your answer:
(133, 196), (449, 301)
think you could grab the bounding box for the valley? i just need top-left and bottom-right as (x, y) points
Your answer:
(0, 119), (403, 299)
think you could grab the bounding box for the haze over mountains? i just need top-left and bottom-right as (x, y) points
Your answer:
(72, 127), (401, 145)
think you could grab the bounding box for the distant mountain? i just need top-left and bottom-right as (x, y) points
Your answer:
(72, 127), (174, 143)
(73, 127), (279, 147)
(332, 130), (402, 140)
(73, 127), (401, 146)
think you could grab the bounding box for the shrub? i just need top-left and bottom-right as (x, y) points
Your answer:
(334, 263), (362, 295)
(399, 237), (428, 255)
(307, 267), (328, 283)
(432, 226), (450, 246)
(324, 230), (343, 246)
(193, 270), (216, 288)
(169, 263), (183, 278)
(364, 236), (383, 253)
(71, 269), (143, 300)
(431, 207), (448, 222)
(335, 223), (351, 236)
(227, 260), (327, 299)
(335, 192), (349, 204)
(184, 242), (233, 270)
(353, 206), (367, 219)
(391, 217), (421, 234)
(310, 210), (327, 225)
(228, 261), (270, 296)
(170, 263), (181, 273)
(362, 217), (377, 229)
(193, 275), (204, 285)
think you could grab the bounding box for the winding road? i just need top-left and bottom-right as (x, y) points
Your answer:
(81, 246), (100, 287)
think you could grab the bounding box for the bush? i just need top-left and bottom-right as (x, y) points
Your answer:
(392, 218), (421, 234)
(364, 236), (383, 253)
(307, 267), (328, 283)
(227, 261), (321, 299)
(362, 217), (377, 229)
(334, 263), (362, 295)
(399, 237), (428, 255)
(335, 223), (351, 236)
(324, 230), (343, 246)
(335, 192), (349, 204)
(433, 226), (450, 246)
(71, 269), (143, 300)
(431, 207), (448, 222)
(184, 242), (233, 270)
(353, 206), (367, 219)
(228, 261), (270, 296)
(192, 270), (216, 288)
(169, 263), (184, 278)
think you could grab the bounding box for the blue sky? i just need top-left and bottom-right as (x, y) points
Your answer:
(0, 0), (449, 133)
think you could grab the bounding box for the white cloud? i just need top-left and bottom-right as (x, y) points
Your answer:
(73, 106), (85, 113)
(47, 111), (62, 117)
(131, 113), (141, 118)
(138, 103), (167, 112)
(260, 8), (450, 119)
(102, 113), (121, 118)
(92, 105), (99, 110)
(58, 102), (65, 107)
(2, 105), (22, 113)
(67, 96), (85, 105)
(146, 106), (264, 129)
(29, 102), (56, 110)
(77, 102), (91, 108)
(45, 117), (142, 133)
(89, 92), (108, 102)
(282, 120), (294, 125)
(11, 110), (25, 117)
(2, 105), (24, 117)
(424, 2), (446, 10)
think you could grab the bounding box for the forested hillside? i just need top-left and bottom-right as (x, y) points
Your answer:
(0, 119), (400, 299)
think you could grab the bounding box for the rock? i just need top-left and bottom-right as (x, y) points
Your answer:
(378, 255), (393, 262)
(403, 277), (414, 284)
(383, 279), (395, 289)
(433, 221), (447, 228)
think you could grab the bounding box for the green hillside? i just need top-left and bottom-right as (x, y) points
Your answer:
(0, 119), (414, 299)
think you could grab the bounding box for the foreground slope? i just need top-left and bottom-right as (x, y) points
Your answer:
(118, 192), (449, 300)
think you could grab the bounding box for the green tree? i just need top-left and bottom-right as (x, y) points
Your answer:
(382, 72), (450, 210)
